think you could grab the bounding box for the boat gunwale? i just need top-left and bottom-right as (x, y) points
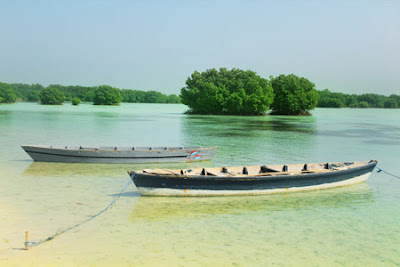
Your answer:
(135, 160), (377, 181)
(21, 145), (219, 152)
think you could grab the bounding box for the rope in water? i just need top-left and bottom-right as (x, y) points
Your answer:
(376, 167), (400, 180)
(25, 175), (133, 249)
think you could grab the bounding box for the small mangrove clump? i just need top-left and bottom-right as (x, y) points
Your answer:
(93, 85), (122, 105)
(269, 74), (319, 116)
(71, 97), (81, 105)
(39, 87), (65, 105)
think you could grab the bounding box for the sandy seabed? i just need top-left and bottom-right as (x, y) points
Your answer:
(1, 170), (397, 266)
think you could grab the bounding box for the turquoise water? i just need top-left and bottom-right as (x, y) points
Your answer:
(0, 102), (399, 266)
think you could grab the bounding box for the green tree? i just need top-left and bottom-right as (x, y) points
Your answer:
(166, 94), (181, 103)
(357, 94), (385, 108)
(93, 85), (122, 105)
(121, 89), (180, 104)
(345, 95), (359, 107)
(39, 87), (65, 105)
(71, 97), (81, 105)
(120, 89), (138, 102)
(0, 82), (17, 103)
(319, 97), (345, 108)
(383, 98), (397, 108)
(358, 101), (369, 108)
(180, 68), (274, 115)
(143, 91), (167, 103)
(389, 94), (400, 108)
(317, 89), (345, 108)
(27, 91), (40, 102)
(270, 74), (319, 115)
(10, 83), (43, 101)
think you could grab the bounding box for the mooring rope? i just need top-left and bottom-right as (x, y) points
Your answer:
(25, 175), (133, 249)
(376, 167), (400, 180)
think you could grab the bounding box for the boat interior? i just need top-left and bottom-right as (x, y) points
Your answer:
(141, 161), (372, 177)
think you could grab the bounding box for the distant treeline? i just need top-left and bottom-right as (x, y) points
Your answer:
(1, 81), (399, 108)
(2, 83), (181, 104)
(317, 89), (400, 108)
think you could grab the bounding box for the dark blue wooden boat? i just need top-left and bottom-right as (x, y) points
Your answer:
(128, 160), (378, 196)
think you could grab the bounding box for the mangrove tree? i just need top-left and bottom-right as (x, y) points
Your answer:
(270, 74), (319, 115)
(180, 68), (274, 115)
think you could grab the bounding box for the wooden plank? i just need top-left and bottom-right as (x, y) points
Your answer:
(252, 168), (337, 176)
(161, 169), (182, 175)
(143, 169), (176, 175)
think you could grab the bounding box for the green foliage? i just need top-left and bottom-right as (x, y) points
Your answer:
(318, 89), (346, 108)
(9, 83), (43, 101)
(358, 101), (369, 108)
(0, 82), (17, 103)
(144, 90), (167, 103)
(317, 89), (400, 108)
(121, 89), (168, 103)
(71, 97), (81, 105)
(27, 91), (40, 102)
(93, 85), (122, 105)
(48, 84), (97, 102)
(2, 79), (398, 109)
(318, 97), (345, 108)
(120, 89), (143, 103)
(121, 89), (181, 103)
(39, 87), (65, 105)
(358, 94), (384, 108)
(1, 81), (181, 104)
(383, 98), (397, 108)
(388, 95), (400, 108)
(180, 68), (274, 115)
(270, 74), (319, 115)
(166, 94), (181, 103)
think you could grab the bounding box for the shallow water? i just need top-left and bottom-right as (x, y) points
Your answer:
(0, 103), (399, 266)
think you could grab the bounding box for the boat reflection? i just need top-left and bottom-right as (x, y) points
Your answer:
(180, 114), (318, 165)
(22, 161), (215, 178)
(129, 183), (374, 221)
(181, 115), (317, 142)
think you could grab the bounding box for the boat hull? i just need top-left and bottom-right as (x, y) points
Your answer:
(131, 161), (377, 196)
(21, 146), (219, 164)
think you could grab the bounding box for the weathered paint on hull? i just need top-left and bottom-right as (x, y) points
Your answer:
(132, 161), (377, 196)
(136, 172), (371, 196)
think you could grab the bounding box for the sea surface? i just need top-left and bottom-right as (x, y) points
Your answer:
(0, 102), (399, 266)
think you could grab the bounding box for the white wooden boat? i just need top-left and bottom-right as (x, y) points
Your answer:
(21, 145), (219, 163)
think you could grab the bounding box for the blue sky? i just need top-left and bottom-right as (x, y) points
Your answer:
(0, 0), (399, 95)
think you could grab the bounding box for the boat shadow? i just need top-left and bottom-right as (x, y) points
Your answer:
(110, 191), (141, 198)
(129, 183), (374, 221)
(22, 161), (216, 178)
